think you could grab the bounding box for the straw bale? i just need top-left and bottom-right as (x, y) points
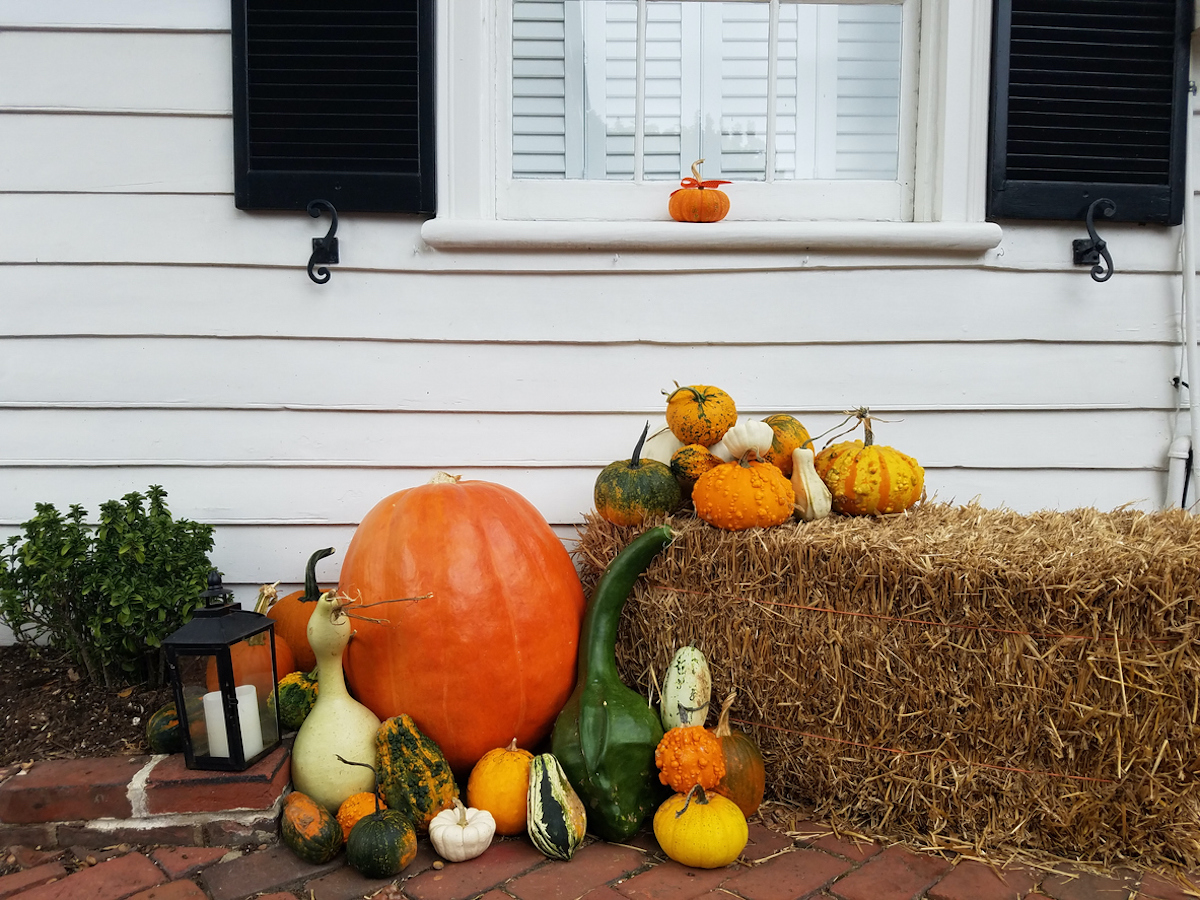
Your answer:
(575, 503), (1200, 869)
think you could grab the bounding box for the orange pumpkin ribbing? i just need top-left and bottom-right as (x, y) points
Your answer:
(814, 411), (924, 515)
(339, 476), (586, 774)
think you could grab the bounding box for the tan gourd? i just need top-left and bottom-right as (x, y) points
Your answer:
(292, 591), (382, 813)
(791, 447), (832, 522)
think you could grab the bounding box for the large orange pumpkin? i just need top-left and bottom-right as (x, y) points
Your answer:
(339, 474), (587, 774)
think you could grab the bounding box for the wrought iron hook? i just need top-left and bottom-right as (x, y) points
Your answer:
(1072, 198), (1116, 283)
(306, 200), (339, 284)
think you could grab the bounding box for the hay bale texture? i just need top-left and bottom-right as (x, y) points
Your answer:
(575, 503), (1200, 868)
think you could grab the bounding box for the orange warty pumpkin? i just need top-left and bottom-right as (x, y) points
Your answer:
(668, 159), (731, 223)
(339, 474), (587, 774)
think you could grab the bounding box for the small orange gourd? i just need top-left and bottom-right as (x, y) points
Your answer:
(669, 159), (732, 223)
(654, 725), (726, 793)
(691, 457), (795, 531)
(711, 693), (766, 817)
(466, 738), (535, 835)
(337, 791), (387, 841)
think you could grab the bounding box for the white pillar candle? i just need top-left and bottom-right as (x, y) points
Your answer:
(202, 684), (266, 759)
(202, 690), (229, 757)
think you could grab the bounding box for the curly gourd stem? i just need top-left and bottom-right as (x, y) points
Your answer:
(302, 548), (336, 603)
(691, 159), (704, 185)
(336, 755), (381, 813)
(674, 783), (708, 818)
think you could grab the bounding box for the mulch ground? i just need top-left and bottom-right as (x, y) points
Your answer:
(0, 644), (174, 768)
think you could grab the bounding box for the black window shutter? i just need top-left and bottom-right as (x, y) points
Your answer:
(988, 0), (1191, 225)
(231, 0), (435, 214)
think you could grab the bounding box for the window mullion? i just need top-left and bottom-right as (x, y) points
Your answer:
(635, 0), (647, 181)
(766, 0), (779, 181)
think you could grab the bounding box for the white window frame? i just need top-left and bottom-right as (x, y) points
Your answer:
(421, 0), (1003, 254)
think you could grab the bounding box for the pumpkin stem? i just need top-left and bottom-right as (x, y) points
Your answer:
(506, 738), (519, 751)
(301, 548), (336, 603)
(630, 421), (650, 469)
(675, 783), (709, 818)
(453, 796), (469, 826)
(714, 691), (736, 738)
(336, 755), (382, 813)
(430, 472), (463, 485)
(253, 582), (280, 616)
(690, 159), (704, 183)
(856, 408), (875, 447)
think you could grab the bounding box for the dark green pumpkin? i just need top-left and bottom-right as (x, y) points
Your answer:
(527, 753), (587, 860)
(276, 668), (319, 731)
(347, 808), (417, 877)
(594, 423), (682, 526)
(280, 791), (343, 864)
(146, 700), (187, 754)
(375, 714), (458, 831)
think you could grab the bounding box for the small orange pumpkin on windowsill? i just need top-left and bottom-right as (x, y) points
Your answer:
(669, 159), (731, 223)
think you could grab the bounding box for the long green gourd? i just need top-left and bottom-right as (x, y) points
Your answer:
(550, 524), (673, 840)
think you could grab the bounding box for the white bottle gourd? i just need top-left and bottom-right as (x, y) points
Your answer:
(291, 591), (381, 812)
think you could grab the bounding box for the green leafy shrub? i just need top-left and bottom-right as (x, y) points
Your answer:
(0, 485), (215, 686)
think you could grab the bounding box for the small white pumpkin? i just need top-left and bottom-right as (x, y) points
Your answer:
(429, 798), (496, 862)
(791, 447), (832, 522)
(720, 420), (775, 462)
(641, 421), (685, 465)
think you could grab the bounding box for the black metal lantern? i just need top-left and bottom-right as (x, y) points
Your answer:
(162, 569), (281, 771)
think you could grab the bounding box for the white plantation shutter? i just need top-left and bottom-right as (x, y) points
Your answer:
(510, 0), (904, 186)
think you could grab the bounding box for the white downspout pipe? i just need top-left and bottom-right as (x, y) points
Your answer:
(1179, 31), (1200, 510)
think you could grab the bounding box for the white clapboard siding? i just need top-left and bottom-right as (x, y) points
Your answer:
(0, 114), (231, 193)
(0, 408), (1180, 471)
(0, 337), (1180, 412)
(0, 30), (230, 113)
(0, 1), (228, 30)
(4, 265), (1183, 345)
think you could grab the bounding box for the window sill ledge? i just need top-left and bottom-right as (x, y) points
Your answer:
(420, 219), (1004, 254)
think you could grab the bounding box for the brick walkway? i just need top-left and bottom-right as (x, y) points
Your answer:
(3, 818), (1198, 900)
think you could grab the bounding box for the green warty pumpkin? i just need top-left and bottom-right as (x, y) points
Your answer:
(375, 713), (459, 831)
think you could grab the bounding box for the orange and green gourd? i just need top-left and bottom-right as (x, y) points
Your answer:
(814, 408), (924, 515)
(594, 422), (682, 526)
(276, 668), (319, 731)
(662, 382), (737, 446)
(668, 159), (732, 223)
(691, 457), (795, 531)
(466, 739), (535, 835)
(146, 700), (187, 754)
(670, 444), (723, 499)
(280, 791), (343, 864)
(654, 725), (726, 793)
(375, 713), (459, 831)
(759, 414), (812, 478)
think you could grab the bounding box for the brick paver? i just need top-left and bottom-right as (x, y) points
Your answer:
(793, 822), (884, 864)
(827, 844), (953, 900)
(126, 881), (210, 900)
(403, 838), (546, 900)
(199, 844), (343, 900)
(926, 859), (1040, 900)
(506, 841), (648, 900)
(1039, 867), (1140, 900)
(150, 846), (230, 880)
(0, 861), (67, 899)
(145, 748), (290, 815)
(14, 851), (166, 900)
(0, 756), (147, 824)
(613, 858), (733, 900)
(741, 823), (797, 862)
(1136, 871), (1200, 900)
(722, 848), (855, 900)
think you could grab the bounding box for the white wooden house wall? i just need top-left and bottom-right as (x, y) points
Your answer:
(1, 1), (1197, 633)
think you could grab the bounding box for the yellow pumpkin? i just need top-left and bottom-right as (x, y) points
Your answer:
(466, 739), (534, 835)
(653, 785), (748, 868)
(815, 408), (924, 515)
